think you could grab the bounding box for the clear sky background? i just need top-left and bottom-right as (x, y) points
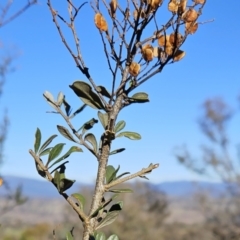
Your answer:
(0, 1), (239, 184)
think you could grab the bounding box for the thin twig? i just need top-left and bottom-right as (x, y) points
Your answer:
(105, 163), (159, 190)
(47, 0), (108, 108)
(0, 0), (37, 28)
(29, 149), (88, 222)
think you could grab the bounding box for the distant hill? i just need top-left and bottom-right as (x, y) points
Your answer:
(0, 175), (229, 199)
(155, 180), (229, 197)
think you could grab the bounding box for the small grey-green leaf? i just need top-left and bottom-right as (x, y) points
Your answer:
(105, 165), (115, 184)
(96, 211), (120, 230)
(43, 91), (57, 109)
(57, 125), (76, 142)
(39, 134), (57, 153)
(63, 97), (72, 116)
(107, 235), (119, 240)
(110, 148), (125, 155)
(108, 165), (120, 183)
(116, 171), (130, 180)
(54, 170), (61, 191)
(114, 120), (126, 133)
(71, 193), (86, 209)
(79, 98), (99, 109)
(48, 146), (83, 169)
(95, 232), (106, 240)
(108, 188), (133, 193)
(35, 161), (46, 178)
(85, 133), (97, 154)
(130, 92), (149, 102)
(70, 81), (105, 110)
(109, 201), (123, 212)
(96, 86), (111, 98)
(57, 92), (64, 106)
(78, 118), (98, 134)
(70, 104), (87, 119)
(90, 194), (119, 219)
(47, 143), (65, 165)
(102, 194), (119, 208)
(139, 175), (149, 180)
(39, 147), (52, 156)
(66, 231), (74, 240)
(98, 111), (108, 129)
(34, 128), (41, 153)
(60, 178), (75, 193)
(116, 131), (141, 140)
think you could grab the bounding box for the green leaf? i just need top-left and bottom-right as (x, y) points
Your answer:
(71, 193), (86, 209)
(94, 232), (106, 240)
(109, 201), (123, 211)
(130, 92), (149, 103)
(96, 86), (111, 98)
(114, 120), (126, 133)
(108, 188), (133, 193)
(43, 91), (57, 109)
(96, 211), (120, 230)
(116, 131), (141, 140)
(98, 111), (108, 129)
(66, 231), (74, 240)
(139, 175), (149, 180)
(105, 165), (115, 184)
(107, 235), (119, 240)
(34, 128), (41, 153)
(63, 97), (72, 116)
(47, 143), (65, 165)
(109, 148), (125, 155)
(96, 202), (123, 230)
(115, 171), (130, 180)
(48, 146), (83, 169)
(78, 118), (98, 134)
(54, 170), (61, 191)
(57, 125), (76, 142)
(85, 133), (98, 154)
(70, 104), (87, 119)
(39, 134), (57, 153)
(90, 194), (119, 218)
(57, 92), (64, 106)
(102, 194), (119, 208)
(70, 81), (105, 110)
(60, 178), (75, 192)
(34, 160), (46, 178)
(108, 165), (120, 183)
(39, 147), (52, 156)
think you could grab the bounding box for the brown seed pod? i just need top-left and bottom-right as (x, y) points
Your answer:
(194, 0), (205, 4)
(142, 44), (154, 62)
(169, 33), (183, 47)
(148, 0), (163, 10)
(168, 0), (179, 13)
(173, 49), (186, 61)
(158, 35), (171, 47)
(94, 13), (108, 32)
(165, 46), (173, 55)
(129, 62), (141, 76)
(133, 9), (146, 20)
(153, 47), (162, 58)
(185, 21), (198, 34)
(110, 0), (117, 18)
(178, 0), (187, 15)
(182, 8), (198, 22)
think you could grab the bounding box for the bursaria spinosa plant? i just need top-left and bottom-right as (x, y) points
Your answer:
(29, 0), (208, 239)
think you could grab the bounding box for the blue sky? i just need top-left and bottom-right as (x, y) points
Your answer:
(0, 0), (239, 184)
